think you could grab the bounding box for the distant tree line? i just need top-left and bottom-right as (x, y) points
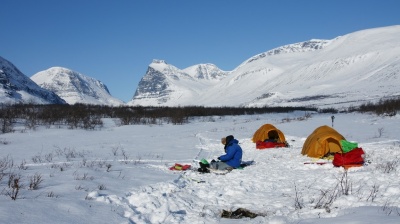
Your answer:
(0, 103), (317, 133)
(351, 97), (400, 116)
(313, 97), (400, 115)
(1, 96), (399, 134)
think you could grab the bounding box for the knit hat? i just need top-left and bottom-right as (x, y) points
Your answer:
(221, 137), (226, 145)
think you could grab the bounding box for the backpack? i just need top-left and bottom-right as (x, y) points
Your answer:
(333, 147), (365, 168)
(340, 140), (358, 153)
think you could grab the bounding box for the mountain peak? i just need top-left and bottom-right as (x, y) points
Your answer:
(0, 56), (66, 104)
(31, 67), (124, 106)
(152, 59), (167, 64)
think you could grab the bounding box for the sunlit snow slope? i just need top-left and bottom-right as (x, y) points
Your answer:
(130, 26), (400, 109)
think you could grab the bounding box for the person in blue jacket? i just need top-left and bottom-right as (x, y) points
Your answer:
(210, 135), (243, 170)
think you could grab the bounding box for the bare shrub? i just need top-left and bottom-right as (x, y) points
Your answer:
(6, 173), (22, 200)
(50, 163), (60, 169)
(366, 184), (379, 202)
(98, 184), (107, 190)
(299, 171), (353, 212)
(64, 148), (79, 161)
(0, 155), (14, 174)
(80, 158), (88, 167)
(111, 146), (119, 156)
(381, 200), (400, 216)
(376, 160), (399, 173)
(118, 171), (125, 179)
(61, 163), (72, 171)
(18, 160), (28, 170)
(282, 112), (313, 123)
(313, 185), (340, 211)
(121, 150), (130, 164)
(44, 153), (54, 162)
(134, 154), (142, 165)
(31, 153), (44, 164)
(298, 112), (312, 121)
(29, 173), (43, 190)
(51, 162), (72, 171)
(75, 185), (85, 190)
(74, 172), (94, 181)
(96, 160), (107, 168)
(294, 183), (304, 210)
(338, 170), (352, 195)
(376, 127), (385, 138)
(55, 147), (87, 161)
(47, 191), (59, 198)
(53, 146), (64, 157)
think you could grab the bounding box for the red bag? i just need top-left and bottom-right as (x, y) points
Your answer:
(169, 163), (191, 171)
(333, 147), (365, 167)
(256, 141), (287, 149)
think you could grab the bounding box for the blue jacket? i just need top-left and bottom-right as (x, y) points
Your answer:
(218, 139), (243, 168)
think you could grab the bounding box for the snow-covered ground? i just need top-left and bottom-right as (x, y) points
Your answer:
(1, 111), (400, 223)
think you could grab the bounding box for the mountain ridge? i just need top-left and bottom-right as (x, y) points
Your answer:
(129, 25), (400, 109)
(1, 25), (399, 108)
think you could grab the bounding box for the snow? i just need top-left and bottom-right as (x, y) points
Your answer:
(129, 25), (400, 109)
(1, 111), (400, 223)
(31, 67), (125, 106)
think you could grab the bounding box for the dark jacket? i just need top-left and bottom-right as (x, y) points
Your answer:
(218, 138), (243, 168)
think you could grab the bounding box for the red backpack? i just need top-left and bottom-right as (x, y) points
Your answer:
(333, 147), (365, 168)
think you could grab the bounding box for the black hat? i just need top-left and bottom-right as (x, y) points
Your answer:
(225, 135), (234, 145)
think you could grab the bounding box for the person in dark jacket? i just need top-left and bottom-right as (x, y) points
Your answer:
(210, 135), (243, 170)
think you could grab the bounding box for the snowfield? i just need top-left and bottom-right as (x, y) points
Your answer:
(1, 112), (400, 223)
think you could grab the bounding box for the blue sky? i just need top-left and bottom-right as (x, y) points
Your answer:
(1, 0), (399, 102)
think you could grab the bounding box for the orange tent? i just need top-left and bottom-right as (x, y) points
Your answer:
(252, 124), (286, 144)
(301, 125), (345, 158)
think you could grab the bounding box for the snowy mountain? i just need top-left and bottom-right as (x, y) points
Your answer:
(130, 60), (229, 105)
(129, 26), (400, 109)
(0, 56), (66, 104)
(31, 67), (124, 106)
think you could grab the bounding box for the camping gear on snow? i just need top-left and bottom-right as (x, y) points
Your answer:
(252, 124), (288, 149)
(340, 140), (358, 153)
(197, 159), (254, 174)
(333, 147), (365, 169)
(198, 159), (211, 173)
(200, 158), (209, 165)
(301, 125), (345, 158)
(256, 141), (287, 149)
(221, 208), (259, 219)
(169, 163), (191, 171)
